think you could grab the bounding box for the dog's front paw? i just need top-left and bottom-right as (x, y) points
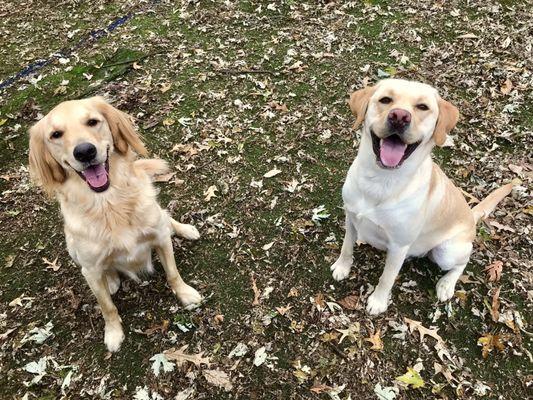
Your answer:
(176, 284), (203, 306)
(366, 291), (389, 315)
(330, 259), (352, 281)
(104, 323), (124, 352)
(180, 224), (201, 241)
(436, 275), (456, 302)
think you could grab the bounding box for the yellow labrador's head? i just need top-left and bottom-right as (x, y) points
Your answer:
(29, 97), (147, 194)
(349, 79), (459, 169)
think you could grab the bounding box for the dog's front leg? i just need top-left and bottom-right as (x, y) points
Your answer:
(366, 245), (409, 315)
(331, 214), (357, 281)
(81, 267), (124, 352)
(156, 236), (202, 306)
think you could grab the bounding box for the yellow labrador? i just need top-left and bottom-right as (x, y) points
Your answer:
(331, 79), (515, 315)
(29, 97), (202, 351)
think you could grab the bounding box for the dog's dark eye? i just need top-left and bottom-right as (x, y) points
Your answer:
(416, 104), (429, 111)
(87, 119), (99, 127)
(50, 130), (63, 139)
(379, 96), (393, 104)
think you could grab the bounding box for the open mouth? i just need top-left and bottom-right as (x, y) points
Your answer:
(371, 130), (420, 169)
(75, 159), (110, 192)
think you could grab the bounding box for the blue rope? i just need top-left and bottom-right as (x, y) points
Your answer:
(0, 1), (160, 92)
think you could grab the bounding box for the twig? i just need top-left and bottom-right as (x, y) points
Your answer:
(214, 68), (285, 76)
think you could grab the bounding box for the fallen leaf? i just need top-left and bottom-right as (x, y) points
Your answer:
(374, 383), (398, 400)
(404, 318), (443, 343)
(253, 346), (267, 366)
(336, 323), (360, 344)
(203, 369), (233, 391)
(42, 257), (60, 271)
(365, 328), (384, 351)
(0, 327), (17, 341)
(163, 345), (211, 367)
(250, 274), (260, 306)
(142, 320), (170, 336)
(491, 287), (501, 322)
(263, 168), (282, 178)
(478, 333), (506, 358)
(337, 294), (359, 310)
(152, 172), (176, 183)
(310, 383), (333, 394)
(433, 362), (455, 383)
(204, 185), (218, 202)
(21, 321), (54, 345)
(262, 241), (274, 251)
(484, 261), (503, 282)
(149, 353), (175, 376)
(396, 367), (425, 389)
(500, 78), (513, 94)
(275, 305), (292, 316)
(159, 82), (172, 93)
(174, 387), (195, 400)
(228, 343), (249, 358)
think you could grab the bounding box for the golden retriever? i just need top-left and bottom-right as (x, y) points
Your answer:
(331, 79), (515, 314)
(29, 97), (202, 351)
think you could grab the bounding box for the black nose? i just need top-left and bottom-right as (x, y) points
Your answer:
(73, 142), (97, 163)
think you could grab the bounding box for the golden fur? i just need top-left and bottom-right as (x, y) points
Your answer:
(29, 97), (202, 352)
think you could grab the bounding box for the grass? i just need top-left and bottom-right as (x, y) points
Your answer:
(0, 0), (530, 399)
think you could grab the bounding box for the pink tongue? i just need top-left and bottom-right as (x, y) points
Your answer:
(380, 137), (407, 167)
(82, 164), (108, 188)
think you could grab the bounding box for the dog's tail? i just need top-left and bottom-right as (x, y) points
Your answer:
(134, 158), (169, 177)
(471, 179), (520, 223)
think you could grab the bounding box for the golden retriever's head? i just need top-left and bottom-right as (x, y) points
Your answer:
(29, 97), (147, 194)
(349, 79), (459, 169)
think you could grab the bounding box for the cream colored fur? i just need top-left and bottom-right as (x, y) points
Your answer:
(331, 79), (515, 315)
(28, 97), (201, 352)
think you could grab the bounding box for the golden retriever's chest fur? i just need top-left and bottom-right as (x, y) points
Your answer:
(59, 158), (167, 271)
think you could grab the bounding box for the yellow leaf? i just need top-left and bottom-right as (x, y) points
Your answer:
(396, 367), (425, 389)
(0, 119), (7, 126)
(477, 333), (506, 358)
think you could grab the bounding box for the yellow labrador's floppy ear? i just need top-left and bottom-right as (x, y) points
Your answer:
(93, 96), (148, 157)
(349, 86), (376, 129)
(28, 122), (66, 195)
(433, 98), (459, 146)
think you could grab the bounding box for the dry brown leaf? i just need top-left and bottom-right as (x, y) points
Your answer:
(484, 261), (503, 282)
(310, 383), (333, 394)
(337, 294), (359, 310)
(143, 320), (170, 336)
(164, 345), (211, 367)
(478, 333), (506, 358)
(491, 287), (501, 322)
(500, 78), (513, 94)
(287, 287), (299, 297)
(250, 274), (260, 306)
(152, 172), (176, 183)
(275, 305), (292, 316)
(365, 328), (384, 351)
(404, 318), (443, 343)
(202, 369), (233, 391)
(42, 257), (60, 271)
(314, 293), (326, 310)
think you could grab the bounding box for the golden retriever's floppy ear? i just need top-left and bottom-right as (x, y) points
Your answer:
(28, 123), (66, 195)
(349, 86), (376, 129)
(433, 98), (459, 146)
(93, 96), (148, 157)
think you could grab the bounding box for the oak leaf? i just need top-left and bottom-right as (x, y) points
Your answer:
(163, 345), (211, 367)
(484, 261), (503, 282)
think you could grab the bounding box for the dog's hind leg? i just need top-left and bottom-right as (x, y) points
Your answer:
(331, 214), (357, 281)
(105, 268), (121, 295)
(155, 236), (202, 306)
(170, 218), (200, 241)
(431, 239), (472, 302)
